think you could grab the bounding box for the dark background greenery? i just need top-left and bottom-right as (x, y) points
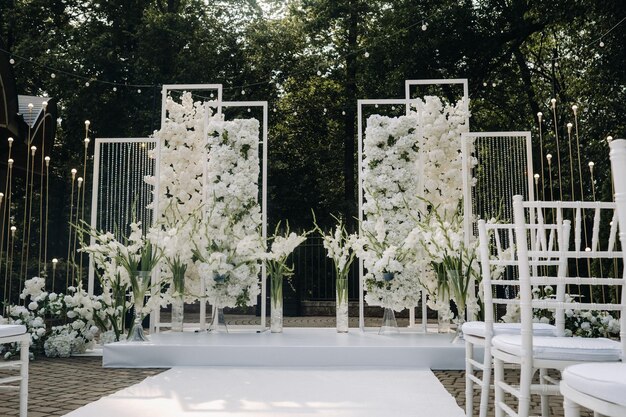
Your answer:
(1, 0), (624, 271)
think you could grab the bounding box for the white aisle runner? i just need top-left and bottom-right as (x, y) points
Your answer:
(64, 367), (464, 417)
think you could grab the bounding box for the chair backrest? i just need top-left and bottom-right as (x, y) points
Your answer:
(513, 194), (626, 362)
(478, 216), (568, 339)
(609, 138), (626, 358)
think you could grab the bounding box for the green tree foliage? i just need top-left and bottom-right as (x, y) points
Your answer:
(0, 0), (624, 247)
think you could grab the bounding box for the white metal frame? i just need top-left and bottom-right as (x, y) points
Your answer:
(461, 131), (534, 248)
(88, 137), (159, 296)
(357, 79), (470, 332)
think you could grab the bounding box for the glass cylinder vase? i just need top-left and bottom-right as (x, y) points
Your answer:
(208, 304), (228, 333)
(379, 307), (399, 335)
(437, 308), (451, 334)
(271, 275), (283, 333)
(171, 296), (184, 332)
(336, 278), (349, 333)
(128, 270), (151, 342)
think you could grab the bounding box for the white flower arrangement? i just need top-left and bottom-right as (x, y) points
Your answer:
(148, 92), (264, 309)
(359, 96), (470, 311)
(1, 278), (100, 358)
(502, 286), (621, 338)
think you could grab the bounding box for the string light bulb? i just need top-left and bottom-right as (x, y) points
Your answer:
(421, 22), (428, 31)
(9, 58), (15, 64)
(599, 41), (605, 47)
(317, 70), (322, 76)
(50, 73), (56, 79)
(85, 81), (90, 87)
(241, 89), (246, 95)
(112, 86), (117, 92)
(607, 135), (613, 143)
(137, 89), (141, 94)
(364, 51), (370, 58)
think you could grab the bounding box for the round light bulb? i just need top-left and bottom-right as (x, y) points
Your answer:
(607, 136), (613, 143)
(137, 89), (142, 93)
(421, 23), (428, 31)
(537, 112), (542, 121)
(241, 89), (246, 95)
(112, 87), (117, 92)
(85, 81), (90, 87)
(50, 73), (56, 78)
(364, 51), (370, 58)
(599, 41), (605, 47)
(317, 70), (322, 76)
(550, 98), (556, 107)
(9, 58), (15, 64)
(7, 137), (13, 144)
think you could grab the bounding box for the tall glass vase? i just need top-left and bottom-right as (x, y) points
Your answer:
(208, 304), (228, 333)
(128, 270), (151, 342)
(379, 272), (399, 334)
(271, 275), (283, 333)
(171, 296), (184, 332)
(379, 308), (399, 334)
(437, 307), (451, 334)
(208, 274), (228, 333)
(447, 269), (467, 343)
(336, 277), (349, 333)
(171, 272), (185, 332)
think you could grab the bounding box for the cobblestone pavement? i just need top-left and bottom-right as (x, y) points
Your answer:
(0, 316), (593, 417)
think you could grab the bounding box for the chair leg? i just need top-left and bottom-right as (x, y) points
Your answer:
(518, 362), (533, 417)
(494, 357), (504, 417)
(563, 397), (581, 417)
(19, 338), (29, 417)
(479, 348), (491, 417)
(465, 340), (474, 417)
(539, 368), (550, 417)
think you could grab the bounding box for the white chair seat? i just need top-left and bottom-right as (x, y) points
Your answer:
(492, 334), (621, 361)
(563, 363), (626, 407)
(462, 321), (556, 338)
(0, 324), (27, 338)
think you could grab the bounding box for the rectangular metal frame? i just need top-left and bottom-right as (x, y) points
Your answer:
(88, 137), (159, 296)
(357, 79), (470, 332)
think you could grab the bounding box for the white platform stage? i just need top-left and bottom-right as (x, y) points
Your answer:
(63, 366), (464, 417)
(103, 328), (473, 369)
